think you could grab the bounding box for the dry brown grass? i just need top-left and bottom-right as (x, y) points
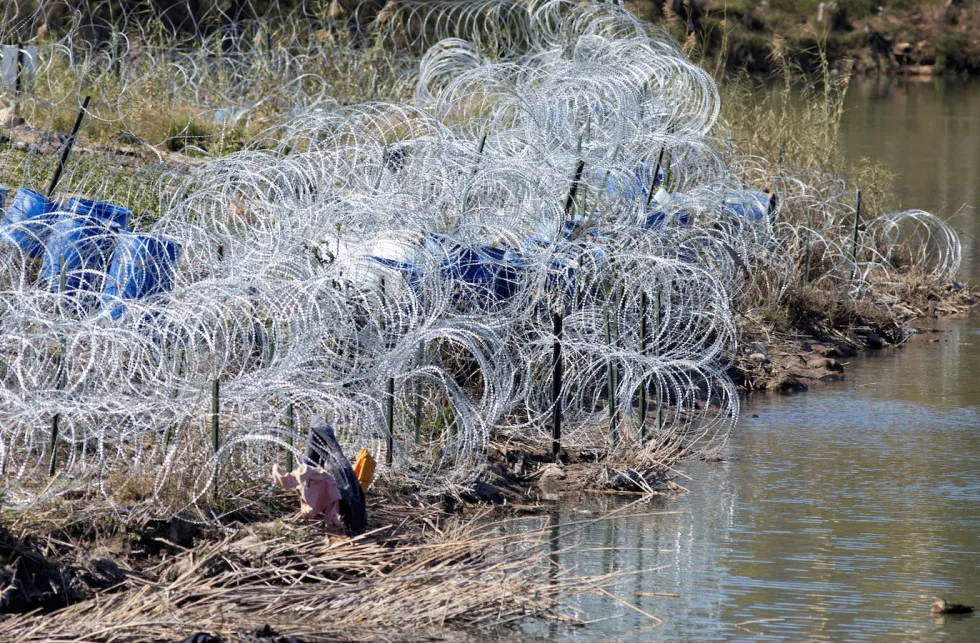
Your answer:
(11, 23), (413, 158)
(1, 493), (637, 642)
(715, 47), (977, 350)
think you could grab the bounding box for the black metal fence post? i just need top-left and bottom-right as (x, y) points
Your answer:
(211, 379), (220, 454)
(46, 96), (91, 197)
(48, 255), (67, 475)
(386, 376), (395, 466)
(639, 290), (648, 442)
(654, 288), (662, 434)
(551, 310), (563, 462)
(850, 189), (862, 281)
(285, 400), (294, 472)
(414, 341), (424, 444)
(14, 46), (24, 95)
(604, 302), (618, 447)
(803, 206), (814, 284)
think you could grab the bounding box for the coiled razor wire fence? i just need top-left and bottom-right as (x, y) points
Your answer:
(0, 0), (963, 521)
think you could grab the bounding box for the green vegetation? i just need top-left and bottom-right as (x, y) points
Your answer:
(629, 0), (980, 76)
(10, 0), (980, 77)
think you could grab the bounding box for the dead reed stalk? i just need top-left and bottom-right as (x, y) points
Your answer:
(1, 509), (607, 642)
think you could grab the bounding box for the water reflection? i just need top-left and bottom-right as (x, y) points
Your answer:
(840, 78), (980, 283)
(515, 315), (979, 641)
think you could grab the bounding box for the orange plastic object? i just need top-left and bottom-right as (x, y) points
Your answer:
(353, 449), (376, 492)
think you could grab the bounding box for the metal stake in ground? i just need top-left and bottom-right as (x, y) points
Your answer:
(15, 46), (23, 93)
(386, 376), (395, 466)
(46, 95), (91, 197)
(612, 292), (621, 419)
(211, 379), (220, 454)
(551, 309), (563, 462)
(850, 189), (862, 281)
(654, 288), (662, 434)
(286, 400), (294, 472)
(211, 379), (220, 495)
(161, 349), (183, 464)
(646, 146), (666, 207)
(379, 276), (395, 465)
(563, 160), (586, 220)
(604, 299), (618, 447)
(803, 206), (814, 285)
(48, 255), (67, 476)
(57, 253), (67, 312)
(113, 33), (123, 79)
(639, 290), (648, 442)
(472, 126), (489, 177)
(14, 46), (24, 111)
(414, 341), (424, 444)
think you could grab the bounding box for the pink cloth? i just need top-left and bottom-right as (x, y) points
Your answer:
(272, 463), (345, 532)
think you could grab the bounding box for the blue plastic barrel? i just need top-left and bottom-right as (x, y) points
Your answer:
(441, 243), (492, 302)
(593, 162), (664, 205)
(444, 245), (490, 286)
(482, 246), (524, 301)
(0, 187), (59, 257)
(41, 215), (120, 298)
(368, 256), (425, 296)
(371, 236), (526, 307)
(644, 192), (692, 228)
(447, 243), (530, 307)
(65, 197), (132, 230)
(722, 190), (774, 222)
(100, 233), (182, 320)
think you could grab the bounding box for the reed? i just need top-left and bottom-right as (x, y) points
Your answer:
(0, 496), (619, 641)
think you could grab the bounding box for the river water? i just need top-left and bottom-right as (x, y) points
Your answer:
(518, 79), (980, 641)
(842, 77), (980, 284)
